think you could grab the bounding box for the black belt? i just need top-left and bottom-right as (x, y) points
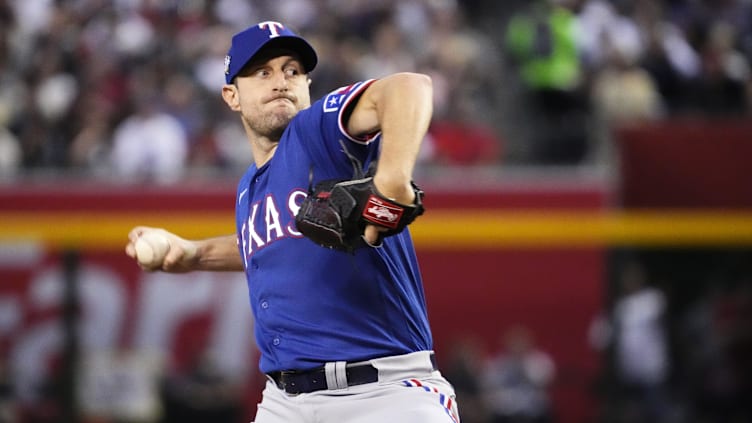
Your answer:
(268, 353), (437, 395)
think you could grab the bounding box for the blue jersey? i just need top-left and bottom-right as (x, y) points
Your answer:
(234, 80), (433, 373)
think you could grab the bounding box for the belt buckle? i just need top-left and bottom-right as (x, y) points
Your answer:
(278, 369), (326, 395)
(278, 370), (299, 394)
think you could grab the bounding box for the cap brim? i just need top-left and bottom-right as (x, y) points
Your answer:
(258, 36), (318, 73)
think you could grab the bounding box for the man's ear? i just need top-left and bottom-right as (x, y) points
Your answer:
(221, 84), (241, 111)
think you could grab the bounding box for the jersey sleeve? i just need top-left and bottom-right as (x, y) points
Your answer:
(290, 80), (381, 179)
(323, 79), (380, 145)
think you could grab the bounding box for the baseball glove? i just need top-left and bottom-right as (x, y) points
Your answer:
(295, 176), (425, 252)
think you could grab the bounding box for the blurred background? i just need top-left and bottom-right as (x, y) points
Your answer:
(1, 0), (751, 422)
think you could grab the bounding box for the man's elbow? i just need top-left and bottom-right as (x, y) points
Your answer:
(390, 72), (432, 92)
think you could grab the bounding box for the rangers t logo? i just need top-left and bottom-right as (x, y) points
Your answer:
(259, 21), (284, 38)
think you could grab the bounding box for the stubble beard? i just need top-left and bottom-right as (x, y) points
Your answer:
(245, 108), (296, 142)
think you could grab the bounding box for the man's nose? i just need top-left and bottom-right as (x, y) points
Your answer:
(272, 71), (289, 90)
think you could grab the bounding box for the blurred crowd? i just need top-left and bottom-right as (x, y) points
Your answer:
(0, 0), (502, 181)
(499, 0), (752, 164)
(585, 254), (752, 423)
(0, 0), (750, 179)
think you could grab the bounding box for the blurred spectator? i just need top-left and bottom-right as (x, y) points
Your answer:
(303, 31), (359, 101)
(677, 281), (744, 423)
(190, 25), (236, 94)
(160, 349), (244, 423)
(589, 11), (664, 125)
(632, 0), (701, 113)
(683, 21), (750, 115)
(352, 19), (417, 80)
(481, 325), (556, 423)
(210, 118), (255, 170)
(716, 281), (752, 421)
(0, 127), (21, 178)
(423, 1), (499, 119)
(444, 337), (490, 423)
(77, 348), (164, 423)
(0, 349), (17, 423)
(505, 1), (582, 96)
(504, 0), (589, 165)
(588, 13), (664, 164)
(68, 96), (116, 174)
(109, 90), (189, 185)
(610, 260), (670, 423)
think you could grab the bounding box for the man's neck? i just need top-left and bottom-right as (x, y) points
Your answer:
(250, 136), (279, 167)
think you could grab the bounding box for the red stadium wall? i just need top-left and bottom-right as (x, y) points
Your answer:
(617, 119), (752, 208)
(4, 118), (750, 423)
(0, 179), (608, 423)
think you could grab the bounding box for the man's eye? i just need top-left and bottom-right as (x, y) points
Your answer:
(285, 68), (300, 76)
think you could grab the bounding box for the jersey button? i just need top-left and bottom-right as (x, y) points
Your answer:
(261, 301), (269, 309)
(272, 337), (280, 346)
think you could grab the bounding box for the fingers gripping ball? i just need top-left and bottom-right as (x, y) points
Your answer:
(134, 232), (171, 267)
(295, 176), (425, 252)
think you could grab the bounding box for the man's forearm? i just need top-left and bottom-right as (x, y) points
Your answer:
(373, 73), (433, 204)
(194, 234), (244, 271)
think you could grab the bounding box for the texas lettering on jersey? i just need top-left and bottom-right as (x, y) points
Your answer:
(239, 188), (307, 262)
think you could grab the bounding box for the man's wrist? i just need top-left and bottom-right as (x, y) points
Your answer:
(373, 176), (416, 205)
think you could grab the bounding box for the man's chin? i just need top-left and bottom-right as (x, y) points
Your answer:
(248, 111), (296, 140)
(268, 117), (293, 140)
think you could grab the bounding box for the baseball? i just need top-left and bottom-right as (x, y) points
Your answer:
(134, 232), (171, 267)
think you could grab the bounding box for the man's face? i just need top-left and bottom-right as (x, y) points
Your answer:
(230, 49), (311, 140)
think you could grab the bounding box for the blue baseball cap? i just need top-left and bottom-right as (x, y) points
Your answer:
(224, 21), (318, 84)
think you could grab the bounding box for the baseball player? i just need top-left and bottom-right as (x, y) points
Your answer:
(126, 21), (460, 423)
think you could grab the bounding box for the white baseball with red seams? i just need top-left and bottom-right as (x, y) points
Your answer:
(134, 232), (170, 267)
